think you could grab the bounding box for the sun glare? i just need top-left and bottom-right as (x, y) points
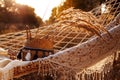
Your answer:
(15, 0), (65, 21)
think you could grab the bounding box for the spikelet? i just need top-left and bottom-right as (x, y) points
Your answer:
(55, 7), (111, 38)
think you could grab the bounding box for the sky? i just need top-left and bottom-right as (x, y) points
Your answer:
(15, 0), (65, 21)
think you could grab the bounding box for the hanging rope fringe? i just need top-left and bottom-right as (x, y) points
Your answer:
(0, 0), (119, 80)
(76, 55), (114, 80)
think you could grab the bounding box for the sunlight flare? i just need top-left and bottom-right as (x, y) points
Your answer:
(15, 0), (65, 21)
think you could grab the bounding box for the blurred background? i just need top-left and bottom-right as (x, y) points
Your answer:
(0, 0), (111, 34)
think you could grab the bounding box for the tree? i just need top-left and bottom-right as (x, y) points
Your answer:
(15, 4), (43, 26)
(0, 0), (43, 26)
(48, 0), (106, 24)
(59, 0), (105, 11)
(0, 0), (43, 34)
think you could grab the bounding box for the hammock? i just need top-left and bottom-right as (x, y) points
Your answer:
(0, 0), (119, 80)
(0, 15), (119, 80)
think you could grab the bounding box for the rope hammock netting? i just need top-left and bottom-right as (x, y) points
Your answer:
(0, 0), (120, 80)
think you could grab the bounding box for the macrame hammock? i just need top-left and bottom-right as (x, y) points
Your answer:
(0, 0), (120, 80)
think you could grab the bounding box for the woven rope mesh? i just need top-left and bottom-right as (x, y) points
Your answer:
(0, 0), (119, 53)
(0, 0), (120, 80)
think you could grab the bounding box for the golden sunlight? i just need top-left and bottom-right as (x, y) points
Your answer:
(15, 0), (65, 21)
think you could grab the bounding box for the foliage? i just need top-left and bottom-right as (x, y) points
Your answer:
(48, 0), (105, 24)
(0, 0), (43, 34)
